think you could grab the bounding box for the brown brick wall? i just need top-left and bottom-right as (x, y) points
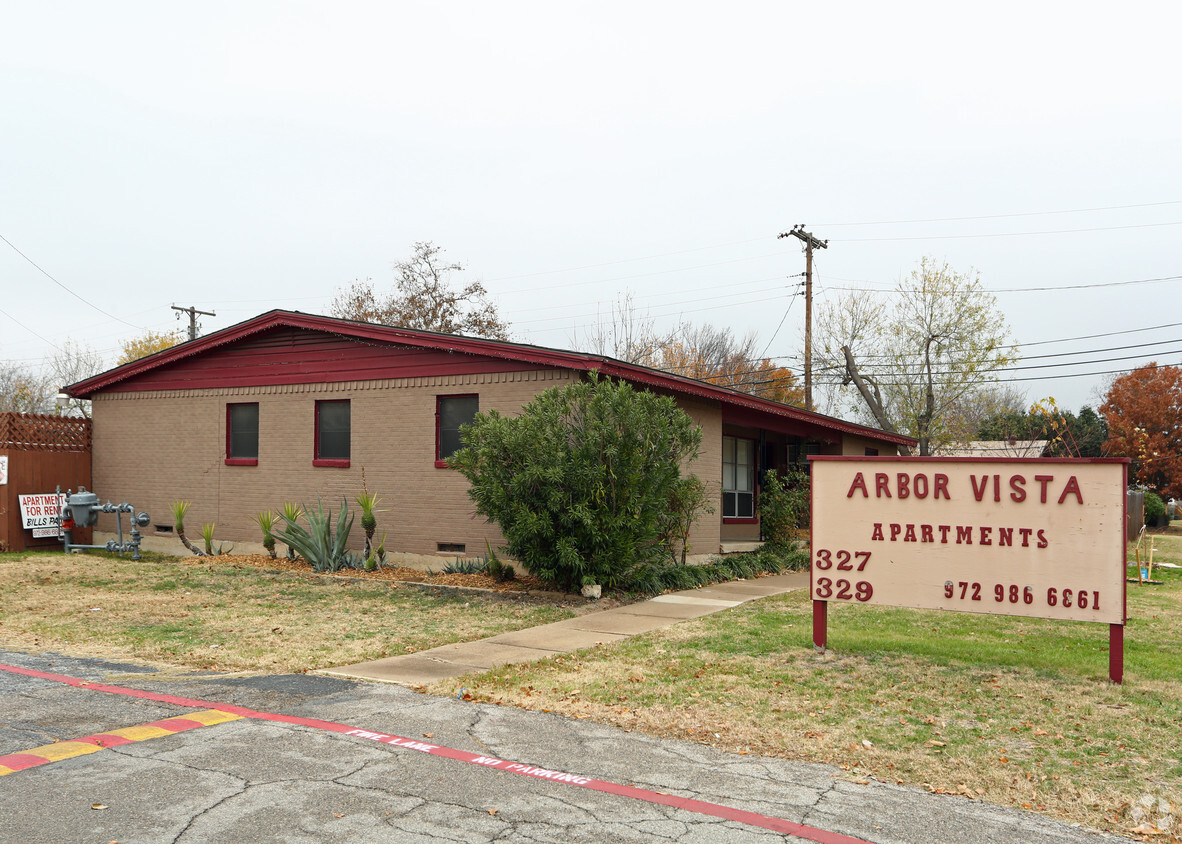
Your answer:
(675, 394), (723, 556)
(92, 370), (726, 558)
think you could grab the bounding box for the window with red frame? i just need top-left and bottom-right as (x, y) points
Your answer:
(315, 399), (350, 466)
(226, 403), (259, 465)
(436, 394), (478, 466)
(722, 435), (755, 519)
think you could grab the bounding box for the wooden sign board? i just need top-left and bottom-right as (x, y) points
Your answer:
(809, 457), (1129, 680)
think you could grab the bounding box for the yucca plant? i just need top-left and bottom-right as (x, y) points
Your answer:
(252, 510), (278, 558)
(279, 502), (302, 559)
(170, 500), (204, 556)
(276, 498), (356, 572)
(200, 522), (232, 555)
(355, 470), (384, 561)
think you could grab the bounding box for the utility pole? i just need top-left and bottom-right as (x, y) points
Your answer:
(171, 304), (216, 341)
(777, 225), (827, 412)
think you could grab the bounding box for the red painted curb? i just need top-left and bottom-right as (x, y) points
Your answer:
(0, 662), (871, 844)
(0, 753), (53, 772)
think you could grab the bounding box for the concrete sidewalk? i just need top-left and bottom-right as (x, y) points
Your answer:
(323, 571), (809, 686)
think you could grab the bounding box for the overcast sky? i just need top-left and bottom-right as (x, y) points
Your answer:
(3, 1), (1179, 417)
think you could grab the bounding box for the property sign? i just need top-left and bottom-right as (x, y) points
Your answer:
(19, 493), (66, 538)
(0, 455), (7, 485)
(809, 457), (1128, 625)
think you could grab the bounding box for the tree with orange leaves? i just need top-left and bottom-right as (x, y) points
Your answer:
(653, 331), (804, 407)
(1100, 363), (1182, 497)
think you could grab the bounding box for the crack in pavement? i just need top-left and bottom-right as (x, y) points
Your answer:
(799, 776), (841, 828)
(169, 781), (250, 844)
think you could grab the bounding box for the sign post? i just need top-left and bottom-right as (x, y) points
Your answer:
(809, 457), (1129, 683)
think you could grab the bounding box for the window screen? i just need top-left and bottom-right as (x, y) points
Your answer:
(438, 395), (478, 461)
(317, 400), (350, 461)
(228, 403), (259, 460)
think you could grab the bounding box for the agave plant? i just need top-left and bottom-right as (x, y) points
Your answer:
(276, 498), (356, 572)
(170, 500), (204, 556)
(252, 510), (278, 558)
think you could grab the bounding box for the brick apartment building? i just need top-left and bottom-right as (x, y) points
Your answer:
(67, 310), (914, 557)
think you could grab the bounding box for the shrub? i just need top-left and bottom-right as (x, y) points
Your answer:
(484, 544), (516, 582)
(1145, 491), (1166, 526)
(758, 469), (809, 549)
(276, 498), (357, 572)
(621, 544), (804, 596)
(451, 374), (703, 591)
(656, 475), (714, 565)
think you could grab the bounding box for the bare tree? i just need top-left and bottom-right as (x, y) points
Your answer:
(815, 258), (1018, 454)
(49, 340), (105, 417)
(572, 291), (672, 364)
(0, 363), (54, 414)
(572, 293), (805, 406)
(331, 242), (511, 340)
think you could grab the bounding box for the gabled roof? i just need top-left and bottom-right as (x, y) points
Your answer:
(940, 440), (1051, 458)
(69, 309), (916, 447)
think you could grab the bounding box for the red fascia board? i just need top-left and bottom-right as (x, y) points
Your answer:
(595, 362), (916, 448)
(66, 309), (917, 448)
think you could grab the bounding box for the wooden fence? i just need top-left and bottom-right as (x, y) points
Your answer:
(0, 413), (92, 552)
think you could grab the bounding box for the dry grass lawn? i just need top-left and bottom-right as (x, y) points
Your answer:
(0, 550), (580, 673)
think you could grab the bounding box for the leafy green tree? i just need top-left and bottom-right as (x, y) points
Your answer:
(977, 400), (1109, 458)
(451, 374), (703, 591)
(816, 257), (1018, 455)
(757, 469), (809, 549)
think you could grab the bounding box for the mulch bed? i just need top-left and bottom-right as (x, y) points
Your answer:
(194, 553), (561, 596)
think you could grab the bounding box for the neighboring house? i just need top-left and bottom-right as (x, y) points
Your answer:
(940, 440), (1051, 459)
(67, 310), (915, 557)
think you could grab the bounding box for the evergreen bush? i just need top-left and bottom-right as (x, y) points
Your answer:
(451, 374), (703, 591)
(758, 469), (809, 549)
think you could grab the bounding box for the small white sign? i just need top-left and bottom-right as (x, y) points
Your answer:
(19, 493), (66, 532)
(0, 455), (8, 485)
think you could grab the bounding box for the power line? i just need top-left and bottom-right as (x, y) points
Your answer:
(811, 347), (1182, 379)
(484, 236), (768, 283)
(0, 233), (139, 329)
(836, 220), (1182, 243)
(498, 251), (785, 296)
(815, 199), (1182, 228)
(822, 273), (1182, 295)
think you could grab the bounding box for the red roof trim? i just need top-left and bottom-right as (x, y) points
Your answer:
(68, 309), (917, 448)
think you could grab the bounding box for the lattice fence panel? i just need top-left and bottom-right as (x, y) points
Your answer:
(0, 413), (92, 452)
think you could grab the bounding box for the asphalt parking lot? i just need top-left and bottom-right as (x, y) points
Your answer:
(0, 649), (1118, 844)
